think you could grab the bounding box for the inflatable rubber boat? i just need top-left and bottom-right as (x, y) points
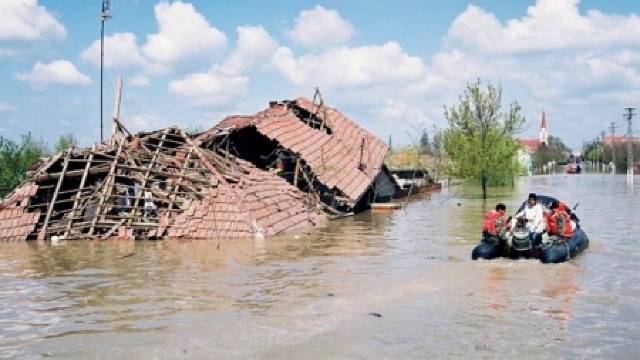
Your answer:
(471, 195), (589, 264)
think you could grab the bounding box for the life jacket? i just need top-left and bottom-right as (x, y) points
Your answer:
(548, 211), (573, 239)
(482, 210), (505, 236)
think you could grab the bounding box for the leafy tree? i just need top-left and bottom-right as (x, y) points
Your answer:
(431, 125), (444, 181)
(0, 133), (48, 198)
(442, 79), (526, 199)
(184, 124), (204, 136)
(419, 129), (430, 154)
(54, 132), (77, 153)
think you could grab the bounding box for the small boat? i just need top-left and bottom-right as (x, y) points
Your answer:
(471, 195), (589, 264)
(566, 163), (582, 174)
(389, 167), (442, 198)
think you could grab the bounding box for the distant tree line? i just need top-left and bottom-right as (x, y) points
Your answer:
(0, 132), (78, 198)
(533, 135), (572, 168)
(583, 139), (639, 171)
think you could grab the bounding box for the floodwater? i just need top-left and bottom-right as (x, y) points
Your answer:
(1, 173), (639, 359)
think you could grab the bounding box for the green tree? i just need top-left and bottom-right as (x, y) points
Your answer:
(184, 124), (204, 136)
(442, 79), (526, 199)
(0, 133), (48, 198)
(419, 129), (430, 154)
(431, 125), (444, 182)
(54, 132), (78, 153)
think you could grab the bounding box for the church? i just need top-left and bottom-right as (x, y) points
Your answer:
(520, 110), (548, 154)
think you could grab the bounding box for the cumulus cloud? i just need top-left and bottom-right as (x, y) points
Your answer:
(0, 0), (66, 41)
(129, 74), (150, 87)
(14, 60), (91, 89)
(168, 66), (248, 107)
(142, 1), (227, 64)
(80, 32), (148, 68)
(446, 0), (640, 55)
(272, 42), (425, 89)
(224, 25), (279, 73)
(0, 102), (17, 112)
(286, 6), (356, 48)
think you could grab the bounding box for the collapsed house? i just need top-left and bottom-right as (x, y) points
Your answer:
(0, 91), (401, 242)
(196, 93), (397, 214)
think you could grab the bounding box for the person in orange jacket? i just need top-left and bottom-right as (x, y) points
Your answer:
(482, 203), (510, 245)
(547, 201), (574, 242)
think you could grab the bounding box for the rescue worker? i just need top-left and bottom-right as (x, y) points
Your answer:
(515, 193), (545, 247)
(482, 203), (509, 246)
(546, 201), (574, 243)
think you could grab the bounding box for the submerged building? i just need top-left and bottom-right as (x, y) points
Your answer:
(0, 92), (405, 242)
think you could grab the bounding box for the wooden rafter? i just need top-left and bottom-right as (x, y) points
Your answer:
(38, 147), (73, 240)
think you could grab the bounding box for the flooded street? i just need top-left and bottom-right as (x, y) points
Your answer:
(1, 173), (639, 359)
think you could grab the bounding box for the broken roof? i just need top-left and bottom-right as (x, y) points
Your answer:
(198, 96), (389, 203)
(0, 125), (326, 242)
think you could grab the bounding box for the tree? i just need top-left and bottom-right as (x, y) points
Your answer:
(419, 129), (430, 154)
(54, 132), (77, 153)
(442, 79), (526, 199)
(0, 133), (48, 198)
(431, 125), (444, 182)
(184, 125), (204, 136)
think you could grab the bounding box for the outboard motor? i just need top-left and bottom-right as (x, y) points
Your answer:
(511, 218), (531, 259)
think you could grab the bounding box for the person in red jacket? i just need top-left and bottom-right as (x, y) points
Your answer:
(482, 203), (509, 245)
(547, 201), (573, 242)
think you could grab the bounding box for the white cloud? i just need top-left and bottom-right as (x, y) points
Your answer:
(60, 119), (70, 126)
(0, 102), (17, 112)
(287, 6), (355, 48)
(142, 1), (227, 64)
(129, 75), (150, 87)
(14, 60), (91, 89)
(272, 42), (425, 89)
(0, 0), (66, 41)
(224, 26), (279, 73)
(80, 32), (148, 68)
(446, 0), (640, 55)
(168, 66), (248, 107)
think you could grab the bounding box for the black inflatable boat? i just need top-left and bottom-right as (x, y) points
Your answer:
(471, 195), (589, 264)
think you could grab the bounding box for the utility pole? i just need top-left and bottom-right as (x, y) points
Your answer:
(600, 130), (606, 172)
(100, 0), (111, 143)
(610, 121), (617, 171)
(625, 107), (636, 184)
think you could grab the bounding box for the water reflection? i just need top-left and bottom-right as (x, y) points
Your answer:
(0, 175), (639, 358)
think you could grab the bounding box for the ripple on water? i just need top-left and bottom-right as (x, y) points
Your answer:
(0, 174), (640, 358)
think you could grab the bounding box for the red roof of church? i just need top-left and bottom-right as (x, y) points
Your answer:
(541, 110), (547, 129)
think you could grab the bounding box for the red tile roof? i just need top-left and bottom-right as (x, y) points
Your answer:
(0, 126), (326, 241)
(603, 134), (640, 146)
(203, 97), (389, 202)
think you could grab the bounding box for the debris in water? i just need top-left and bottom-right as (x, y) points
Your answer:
(368, 312), (382, 318)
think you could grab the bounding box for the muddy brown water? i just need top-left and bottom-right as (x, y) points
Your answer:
(1, 173), (639, 359)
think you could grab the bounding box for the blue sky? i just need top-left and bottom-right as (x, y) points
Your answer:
(1, 0), (639, 151)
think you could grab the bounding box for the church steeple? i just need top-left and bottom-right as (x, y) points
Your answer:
(539, 110), (548, 145)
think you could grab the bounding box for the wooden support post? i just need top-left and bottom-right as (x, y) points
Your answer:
(110, 76), (123, 145)
(127, 129), (167, 224)
(39, 148), (73, 240)
(293, 158), (301, 187)
(89, 142), (123, 237)
(64, 145), (96, 238)
(102, 219), (126, 240)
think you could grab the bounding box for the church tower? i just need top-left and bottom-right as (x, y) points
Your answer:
(539, 110), (548, 146)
